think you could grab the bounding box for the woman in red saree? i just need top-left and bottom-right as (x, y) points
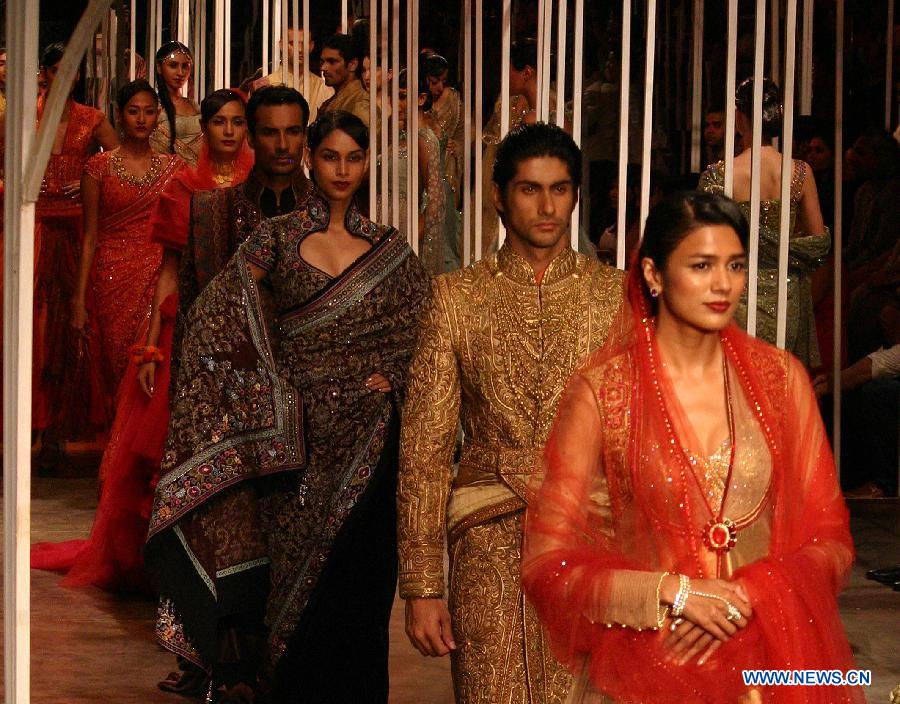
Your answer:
(522, 191), (861, 703)
(31, 89), (252, 594)
(32, 42), (119, 443)
(70, 80), (182, 392)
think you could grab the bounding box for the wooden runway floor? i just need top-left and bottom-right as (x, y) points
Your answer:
(4, 477), (899, 702)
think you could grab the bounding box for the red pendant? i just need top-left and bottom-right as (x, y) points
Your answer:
(703, 517), (737, 553)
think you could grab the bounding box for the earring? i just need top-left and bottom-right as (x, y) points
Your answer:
(650, 287), (659, 298)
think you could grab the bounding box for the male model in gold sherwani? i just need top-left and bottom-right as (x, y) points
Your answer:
(398, 123), (623, 704)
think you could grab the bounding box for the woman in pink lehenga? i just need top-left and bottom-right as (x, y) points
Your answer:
(31, 89), (252, 596)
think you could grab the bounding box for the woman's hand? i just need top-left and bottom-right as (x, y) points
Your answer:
(661, 578), (752, 665)
(137, 361), (157, 397)
(365, 372), (392, 393)
(61, 180), (81, 197)
(71, 298), (88, 331)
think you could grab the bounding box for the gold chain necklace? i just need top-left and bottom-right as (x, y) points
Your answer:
(110, 150), (163, 189)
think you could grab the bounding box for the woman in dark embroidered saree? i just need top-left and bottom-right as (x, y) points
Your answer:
(145, 111), (430, 702)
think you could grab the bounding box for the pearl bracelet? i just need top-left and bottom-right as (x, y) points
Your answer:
(671, 574), (690, 617)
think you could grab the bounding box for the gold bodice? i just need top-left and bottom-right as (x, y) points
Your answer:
(397, 245), (623, 598)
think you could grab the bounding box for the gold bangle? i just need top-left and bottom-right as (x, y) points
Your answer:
(655, 571), (670, 629)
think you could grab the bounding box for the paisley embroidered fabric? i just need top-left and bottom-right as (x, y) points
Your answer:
(146, 192), (430, 671)
(521, 268), (862, 704)
(699, 159), (830, 368)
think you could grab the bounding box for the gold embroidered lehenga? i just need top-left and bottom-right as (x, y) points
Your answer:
(398, 244), (623, 703)
(521, 268), (862, 704)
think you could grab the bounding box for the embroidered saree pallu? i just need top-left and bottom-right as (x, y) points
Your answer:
(147, 195), (430, 678)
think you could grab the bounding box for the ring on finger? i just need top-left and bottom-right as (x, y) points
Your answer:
(669, 617), (685, 632)
(725, 603), (741, 622)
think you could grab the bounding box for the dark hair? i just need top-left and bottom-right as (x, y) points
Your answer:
(116, 79), (158, 113)
(350, 19), (369, 76)
(307, 110), (369, 152)
(154, 41), (192, 154)
(853, 127), (900, 180)
(423, 54), (449, 78)
(398, 66), (434, 112)
(40, 42), (66, 69)
(735, 77), (783, 140)
(492, 122), (582, 193)
(322, 33), (357, 65)
(705, 104), (725, 116)
(510, 38), (538, 71)
(246, 85), (310, 134)
(200, 88), (245, 125)
(639, 191), (749, 276)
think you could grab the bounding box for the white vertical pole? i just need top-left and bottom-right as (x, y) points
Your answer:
(369, 0), (377, 216)
(616, 0), (631, 270)
(391, 0), (400, 231)
(3, 0), (38, 701)
(178, 0), (190, 97)
(771, 0), (780, 83)
(690, 0), (703, 173)
(155, 0), (163, 60)
(887, 0), (895, 131)
(129, 0), (136, 80)
(539, 0), (553, 122)
(474, 0), (484, 260)
(463, 0), (472, 266)
(555, 0), (567, 128)
(214, 0), (225, 89)
(199, 0), (207, 99)
(342, 0), (349, 32)
(833, 0), (844, 477)
(224, 0), (232, 88)
(498, 0), (511, 248)
(571, 0), (584, 251)
(148, 0), (157, 88)
(409, 0), (420, 254)
(193, 0), (202, 101)
(746, 0), (766, 337)
(303, 0), (310, 101)
(724, 0), (738, 196)
(292, 0), (300, 90)
(380, 0), (389, 223)
(776, 0), (798, 350)
(281, 0), (289, 90)
(263, 0), (269, 79)
(273, 0), (281, 75)
(639, 0), (658, 238)
(799, 0), (813, 114)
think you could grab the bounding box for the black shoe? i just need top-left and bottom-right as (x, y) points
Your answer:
(866, 566), (900, 585)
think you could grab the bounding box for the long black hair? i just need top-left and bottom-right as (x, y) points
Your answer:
(307, 110), (369, 152)
(154, 41), (192, 154)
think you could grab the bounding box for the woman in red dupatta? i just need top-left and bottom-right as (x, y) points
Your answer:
(31, 89), (253, 594)
(522, 191), (861, 704)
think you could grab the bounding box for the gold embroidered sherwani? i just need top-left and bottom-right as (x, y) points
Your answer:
(398, 244), (622, 704)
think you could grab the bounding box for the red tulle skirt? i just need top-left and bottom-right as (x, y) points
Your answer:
(31, 294), (178, 592)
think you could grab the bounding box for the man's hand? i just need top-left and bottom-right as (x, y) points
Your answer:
(405, 597), (456, 657)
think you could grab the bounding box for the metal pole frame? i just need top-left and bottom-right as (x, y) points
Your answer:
(369, 0), (378, 216)
(776, 0), (798, 349)
(745, 0), (766, 337)
(833, 0), (844, 477)
(800, 0), (813, 114)
(498, 0), (511, 248)
(570, 0), (585, 251)
(463, 0), (473, 266)
(616, 0), (632, 270)
(690, 0), (703, 174)
(638, 0), (658, 239)
(474, 0), (483, 259)
(724, 0), (738, 196)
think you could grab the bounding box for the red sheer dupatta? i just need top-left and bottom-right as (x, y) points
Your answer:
(521, 269), (861, 703)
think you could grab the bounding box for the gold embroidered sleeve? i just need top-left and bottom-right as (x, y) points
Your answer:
(397, 277), (461, 598)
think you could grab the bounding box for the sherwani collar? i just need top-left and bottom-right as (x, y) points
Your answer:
(496, 243), (578, 286)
